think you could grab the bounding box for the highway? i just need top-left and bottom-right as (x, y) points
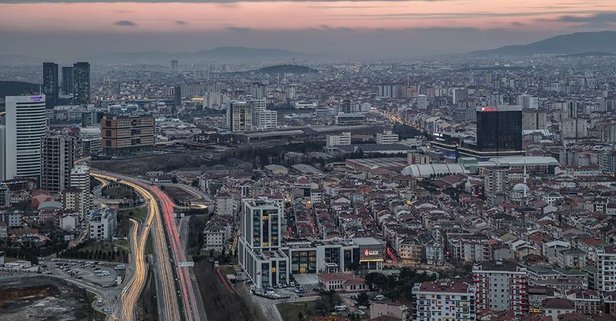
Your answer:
(92, 172), (181, 321)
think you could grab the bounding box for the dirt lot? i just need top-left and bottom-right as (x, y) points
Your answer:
(0, 276), (93, 321)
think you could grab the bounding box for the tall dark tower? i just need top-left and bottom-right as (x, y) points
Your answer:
(42, 62), (59, 108)
(73, 62), (91, 105)
(476, 105), (523, 152)
(174, 85), (182, 112)
(62, 66), (74, 95)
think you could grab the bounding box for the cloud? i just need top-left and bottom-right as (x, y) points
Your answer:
(555, 12), (616, 28)
(226, 26), (252, 32)
(114, 20), (138, 27)
(175, 20), (188, 25)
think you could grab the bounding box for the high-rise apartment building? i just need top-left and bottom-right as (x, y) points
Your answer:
(597, 246), (616, 292)
(227, 101), (253, 132)
(171, 59), (179, 74)
(452, 88), (468, 104)
(522, 111), (547, 130)
(417, 94), (428, 110)
(174, 85), (181, 112)
(237, 198), (289, 289)
(100, 114), (155, 156)
(42, 62), (59, 109)
(412, 280), (476, 321)
(1, 95), (48, 181)
(69, 165), (92, 216)
(473, 261), (529, 316)
(483, 167), (509, 195)
(62, 66), (74, 96)
(73, 62), (90, 104)
(41, 134), (75, 193)
(476, 105), (523, 152)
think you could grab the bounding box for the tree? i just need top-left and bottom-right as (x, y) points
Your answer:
(297, 312), (304, 321)
(356, 292), (370, 307)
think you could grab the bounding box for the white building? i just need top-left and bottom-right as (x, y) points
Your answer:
(326, 132), (351, 147)
(61, 214), (78, 231)
(215, 192), (236, 216)
(597, 246), (616, 292)
(70, 165), (92, 217)
(376, 130), (399, 145)
(417, 94), (428, 110)
(255, 110), (278, 130)
(203, 222), (228, 252)
(473, 261), (529, 315)
(2, 95), (48, 181)
(412, 280), (475, 321)
(237, 198), (289, 289)
(89, 208), (117, 240)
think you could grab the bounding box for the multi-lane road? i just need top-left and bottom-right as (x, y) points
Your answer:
(92, 171), (206, 321)
(92, 172), (181, 321)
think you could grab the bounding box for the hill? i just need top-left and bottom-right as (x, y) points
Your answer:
(256, 64), (317, 74)
(473, 31), (616, 56)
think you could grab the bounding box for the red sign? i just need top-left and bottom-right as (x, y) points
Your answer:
(481, 107), (497, 112)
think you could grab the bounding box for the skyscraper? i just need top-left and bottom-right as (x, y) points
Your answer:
(62, 66), (74, 95)
(73, 62), (90, 105)
(41, 134), (76, 193)
(1, 95), (48, 181)
(174, 85), (181, 112)
(171, 59), (179, 74)
(476, 105), (523, 152)
(42, 62), (59, 109)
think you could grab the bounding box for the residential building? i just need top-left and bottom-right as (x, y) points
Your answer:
(41, 134), (75, 193)
(100, 114), (155, 156)
(215, 192), (236, 216)
(88, 208), (117, 240)
(2, 95), (48, 181)
(237, 198), (289, 289)
(473, 261), (529, 316)
(411, 280), (475, 321)
(68, 165), (92, 216)
(542, 298), (575, 321)
(597, 246), (616, 292)
(417, 94), (428, 110)
(203, 222), (227, 252)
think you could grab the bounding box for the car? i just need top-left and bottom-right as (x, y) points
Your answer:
(374, 295), (385, 301)
(334, 305), (347, 311)
(358, 305), (368, 310)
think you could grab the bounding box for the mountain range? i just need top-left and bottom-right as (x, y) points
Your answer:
(473, 31), (616, 56)
(92, 46), (306, 63)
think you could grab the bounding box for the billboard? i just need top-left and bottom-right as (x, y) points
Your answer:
(359, 244), (384, 262)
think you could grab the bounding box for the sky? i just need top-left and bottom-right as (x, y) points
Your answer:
(0, 0), (615, 60)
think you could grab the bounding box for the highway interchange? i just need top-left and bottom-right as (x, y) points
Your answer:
(91, 171), (204, 321)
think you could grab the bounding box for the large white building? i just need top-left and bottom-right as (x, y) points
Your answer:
(215, 192), (236, 216)
(326, 132), (351, 147)
(70, 165), (92, 217)
(41, 134), (75, 193)
(237, 198), (289, 289)
(2, 95), (48, 181)
(376, 130), (399, 145)
(412, 280), (475, 321)
(417, 94), (428, 110)
(254, 110), (278, 130)
(88, 208), (117, 240)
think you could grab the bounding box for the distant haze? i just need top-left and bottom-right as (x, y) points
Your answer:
(0, 0), (615, 60)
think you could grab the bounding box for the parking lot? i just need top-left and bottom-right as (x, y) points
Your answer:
(43, 259), (124, 287)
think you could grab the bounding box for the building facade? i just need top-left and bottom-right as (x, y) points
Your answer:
(2, 95), (48, 181)
(476, 105), (523, 152)
(412, 280), (475, 321)
(100, 114), (155, 156)
(69, 165), (92, 216)
(73, 62), (90, 105)
(43, 62), (59, 109)
(473, 261), (529, 316)
(41, 134), (75, 193)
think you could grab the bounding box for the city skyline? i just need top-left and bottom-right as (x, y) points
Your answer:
(1, 0), (616, 58)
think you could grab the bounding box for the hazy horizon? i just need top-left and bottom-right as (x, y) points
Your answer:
(1, 0), (616, 60)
